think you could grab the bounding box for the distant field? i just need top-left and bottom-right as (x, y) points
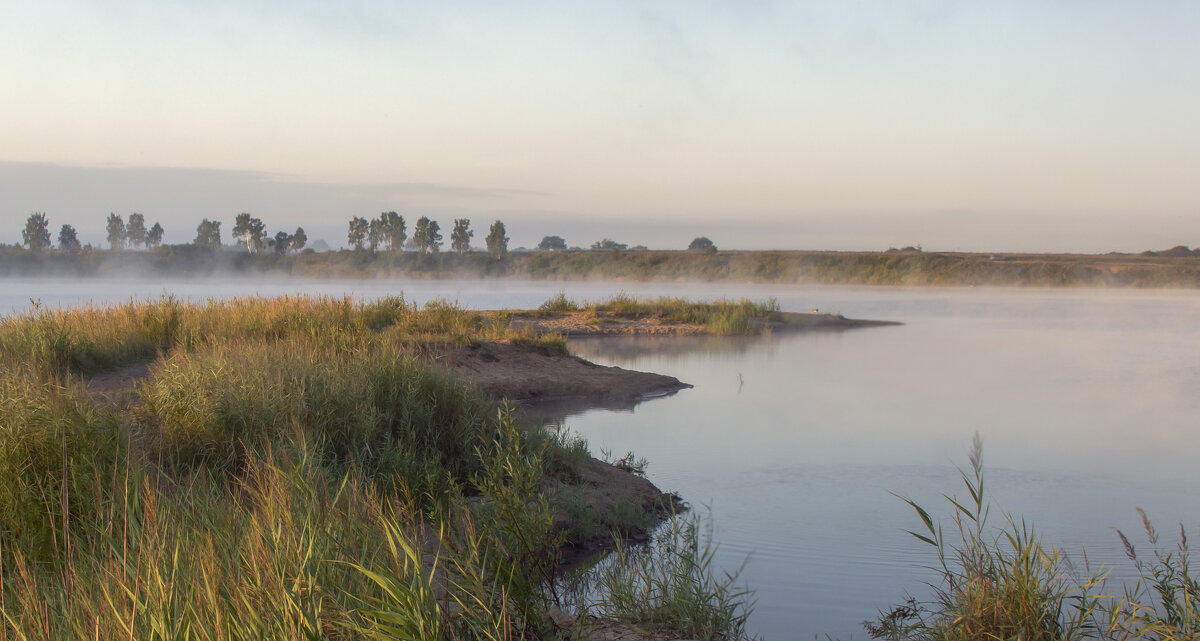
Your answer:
(4, 244), (1200, 288)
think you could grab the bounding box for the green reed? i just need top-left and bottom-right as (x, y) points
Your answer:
(0, 293), (746, 640)
(596, 512), (757, 641)
(866, 433), (1200, 641)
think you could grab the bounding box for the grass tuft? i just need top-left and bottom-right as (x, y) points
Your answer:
(596, 512), (757, 640)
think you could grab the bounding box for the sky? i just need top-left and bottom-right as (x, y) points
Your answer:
(3, 1), (1199, 252)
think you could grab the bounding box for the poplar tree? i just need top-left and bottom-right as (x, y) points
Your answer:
(195, 219), (222, 247)
(58, 224), (81, 251)
(382, 212), (406, 251)
(23, 213), (51, 250)
(291, 227), (307, 252)
(348, 216), (369, 250)
(450, 218), (473, 254)
(413, 216), (442, 254)
(146, 223), (164, 248)
(486, 220), (509, 259)
(126, 213), (147, 248)
(106, 213), (127, 250)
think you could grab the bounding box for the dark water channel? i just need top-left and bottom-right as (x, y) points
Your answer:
(5, 278), (1200, 639)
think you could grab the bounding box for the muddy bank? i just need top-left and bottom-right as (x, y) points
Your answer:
(439, 340), (691, 408)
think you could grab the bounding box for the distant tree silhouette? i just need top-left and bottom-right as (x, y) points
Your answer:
(232, 213), (266, 252)
(291, 227), (307, 253)
(195, 219), (222, 247)
(368, 217), (384, 251)
(106, 213), (127, 250)
(538, 235), (567, 251)
(451, 218), (473, 254)
(381, 211), (406, 251)
(486, 220), (509, 259)
(126, 213), (147, 248)
(413, 216), (442, 254)
(146, 222), (164, 248)
(688, 237), (716, 252)
(348, 216), (369, 250)
(22, 213), (52, 251)
(58, 224), (81, 251)
(590, 238), (627, 251)
(273, 230), (292, 255)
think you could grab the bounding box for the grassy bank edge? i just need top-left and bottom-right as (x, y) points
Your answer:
(0, 293), (759, 640)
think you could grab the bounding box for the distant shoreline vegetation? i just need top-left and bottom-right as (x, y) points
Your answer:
(6, 244), (1200, 288)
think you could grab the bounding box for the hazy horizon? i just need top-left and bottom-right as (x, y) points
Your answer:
(4, 2), (1199, 253)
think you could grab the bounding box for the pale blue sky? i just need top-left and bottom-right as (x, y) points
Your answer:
(3, 1), (1199, 251)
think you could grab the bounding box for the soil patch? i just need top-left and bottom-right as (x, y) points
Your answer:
(439, 341), (691, 406)
(86, 361), (152, 398)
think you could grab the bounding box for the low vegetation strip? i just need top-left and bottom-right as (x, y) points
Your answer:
(0, 294), (759, 640)
(8, 245), (1200, 287)
(514, 293), (896, 337)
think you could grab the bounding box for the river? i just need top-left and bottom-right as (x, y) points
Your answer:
(5, 277), (1200, 639)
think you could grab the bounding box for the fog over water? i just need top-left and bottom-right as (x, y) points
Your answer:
(5, 277), (1200, 639)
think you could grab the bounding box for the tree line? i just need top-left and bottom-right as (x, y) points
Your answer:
(20, 211), (717, 256)
(342, 213), (511, 260)
(22, 212), (166, 252)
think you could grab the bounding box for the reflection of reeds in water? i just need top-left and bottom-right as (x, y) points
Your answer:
(568, 334), (773, 365)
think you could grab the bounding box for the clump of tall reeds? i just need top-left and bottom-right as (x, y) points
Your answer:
(342, 407), (566, 640)
(868, 434), (1108, 638)
(0, 367), (125, 563)
(0, 399), (569, 639)
(0, 294), (560, 382)
(595, 512), (757, 640)
(1115, 510), (1200, 639)
(587, 295), (781, 335)
(865, 435), (1200, 641)
(867, 434), (1114, 641)
(538, 291), (582, 313)
(138, 333), (493, 496)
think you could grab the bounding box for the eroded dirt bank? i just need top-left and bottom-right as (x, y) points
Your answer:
(440, 340), (691, 406)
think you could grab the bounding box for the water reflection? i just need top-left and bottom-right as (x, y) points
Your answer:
(6, 278), (1200, 639)
(570, 334), (774, 363)
(558, 294), (1200, 640)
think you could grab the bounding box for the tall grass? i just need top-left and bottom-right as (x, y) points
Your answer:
(1116, 511), (1200, 639)
(0, 368), (125, 563)
(867, 434), (1200, 641)
(537, 291), (582, 313)
(139, 334), (492, 493)
(0, 294), (550, 381)
(1, 293), (717, 640)
(0, 404), (563, 640)
(528, 294), (782, 336)
(868, 434), (1110, 641)
(595, 512), (757, 640)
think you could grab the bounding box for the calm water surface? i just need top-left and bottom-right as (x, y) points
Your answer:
(5, 278), (1199, 639)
